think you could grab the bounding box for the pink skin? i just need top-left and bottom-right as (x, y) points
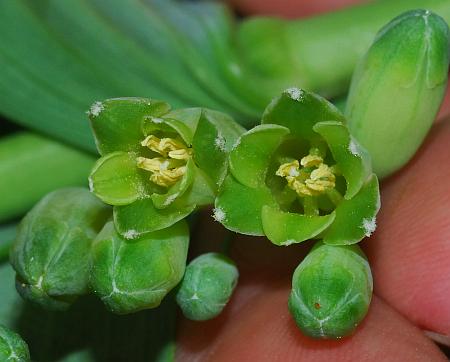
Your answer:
(176, 2), (450, 360)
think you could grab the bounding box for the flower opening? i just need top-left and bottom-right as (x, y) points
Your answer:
(276, 148), (337, 198)
(137, 135), (192, 187)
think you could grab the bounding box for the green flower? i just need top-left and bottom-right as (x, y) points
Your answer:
(88, 98), (244, 239)
(215, 89), (380, 246)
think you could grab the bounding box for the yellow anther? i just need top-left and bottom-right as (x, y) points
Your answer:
(276, 160), (300, 178)
(300, 154), (323, 168)
(168, 148), (192, 160)
(141, 135), (164, 155)
(276, 154), (336, 197)
(137, 135), (192, 187)
(149, 166), (187, 188)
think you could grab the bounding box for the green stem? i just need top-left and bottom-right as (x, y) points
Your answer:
(327, 189), (344, 206)
(0, 132), (95, 222)
(303, 196), (319, 216)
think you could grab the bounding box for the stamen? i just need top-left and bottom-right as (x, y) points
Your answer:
(300, 154), (323, 167)
(137, 135), (192, 187)
(276, 152), (336, 198)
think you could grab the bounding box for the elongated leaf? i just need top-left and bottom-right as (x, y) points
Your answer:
(0, 132), (94, 223)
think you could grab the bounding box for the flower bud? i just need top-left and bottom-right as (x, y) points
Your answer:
(289, 242), (373, 339)
(346, 10), (450, 178)
(90, 220), (189, 314)
(10, 188), (110, 311)
(176, 253), (238, 321)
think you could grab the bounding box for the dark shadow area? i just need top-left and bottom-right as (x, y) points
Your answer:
(13, 293), (177, 362)
(0, 116), (21, 136)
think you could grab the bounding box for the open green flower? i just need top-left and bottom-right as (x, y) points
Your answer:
(215, 89), (380, 246)
(88, 98), (244, 239)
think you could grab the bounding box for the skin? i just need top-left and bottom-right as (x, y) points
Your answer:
(177, 2), (450, 360)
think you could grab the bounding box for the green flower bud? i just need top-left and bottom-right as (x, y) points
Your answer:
(0, 325), (30, 362)
(346, 10), (450, 178)
(176, 253), (239, 321)
(88, 98), (244, 239)
(10, 188), (110, 311)
(289, 242), (373, 339)
(215, 89), (380, 246)
(90, 220), (189, 314)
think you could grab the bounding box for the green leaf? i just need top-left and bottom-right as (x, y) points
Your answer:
(0, 132), (95, 223)
(262, 88), (345, 141)
(229, 124), (290, 189)
(313, 121), (371, 199)
(322, 174), (380, 245)
(262, 206), (336, 246)
(114, 198), (195, 238)
(90, 98), (170, 156)
(214, 175), (277, 236)
(89, 151), (147, 206)
(151, 159), (196, 209)
(90, 221), (189, 314)
(150, 0), (260, 120)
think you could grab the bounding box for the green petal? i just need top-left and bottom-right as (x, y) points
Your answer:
(262, 206), (336, 246)
(262, 88), (345, 141)
(322, 174), (380, 245)
(214, 175), (277, 236)
(89, 151), (147, 206)
(192, 110), (245, 188)
(163, 108), (202, 136)
(180, 166), (216, 207)
(202, 109), (247, 150)
(313, 121), (371, 199)
(229, 124), (290, 188)
(114, 198), (195, 238)
(142, 107), (200, 145)
(163, 118), (194, 145)
(151, 159), (195, 209)
(89, 98), (170, 155)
